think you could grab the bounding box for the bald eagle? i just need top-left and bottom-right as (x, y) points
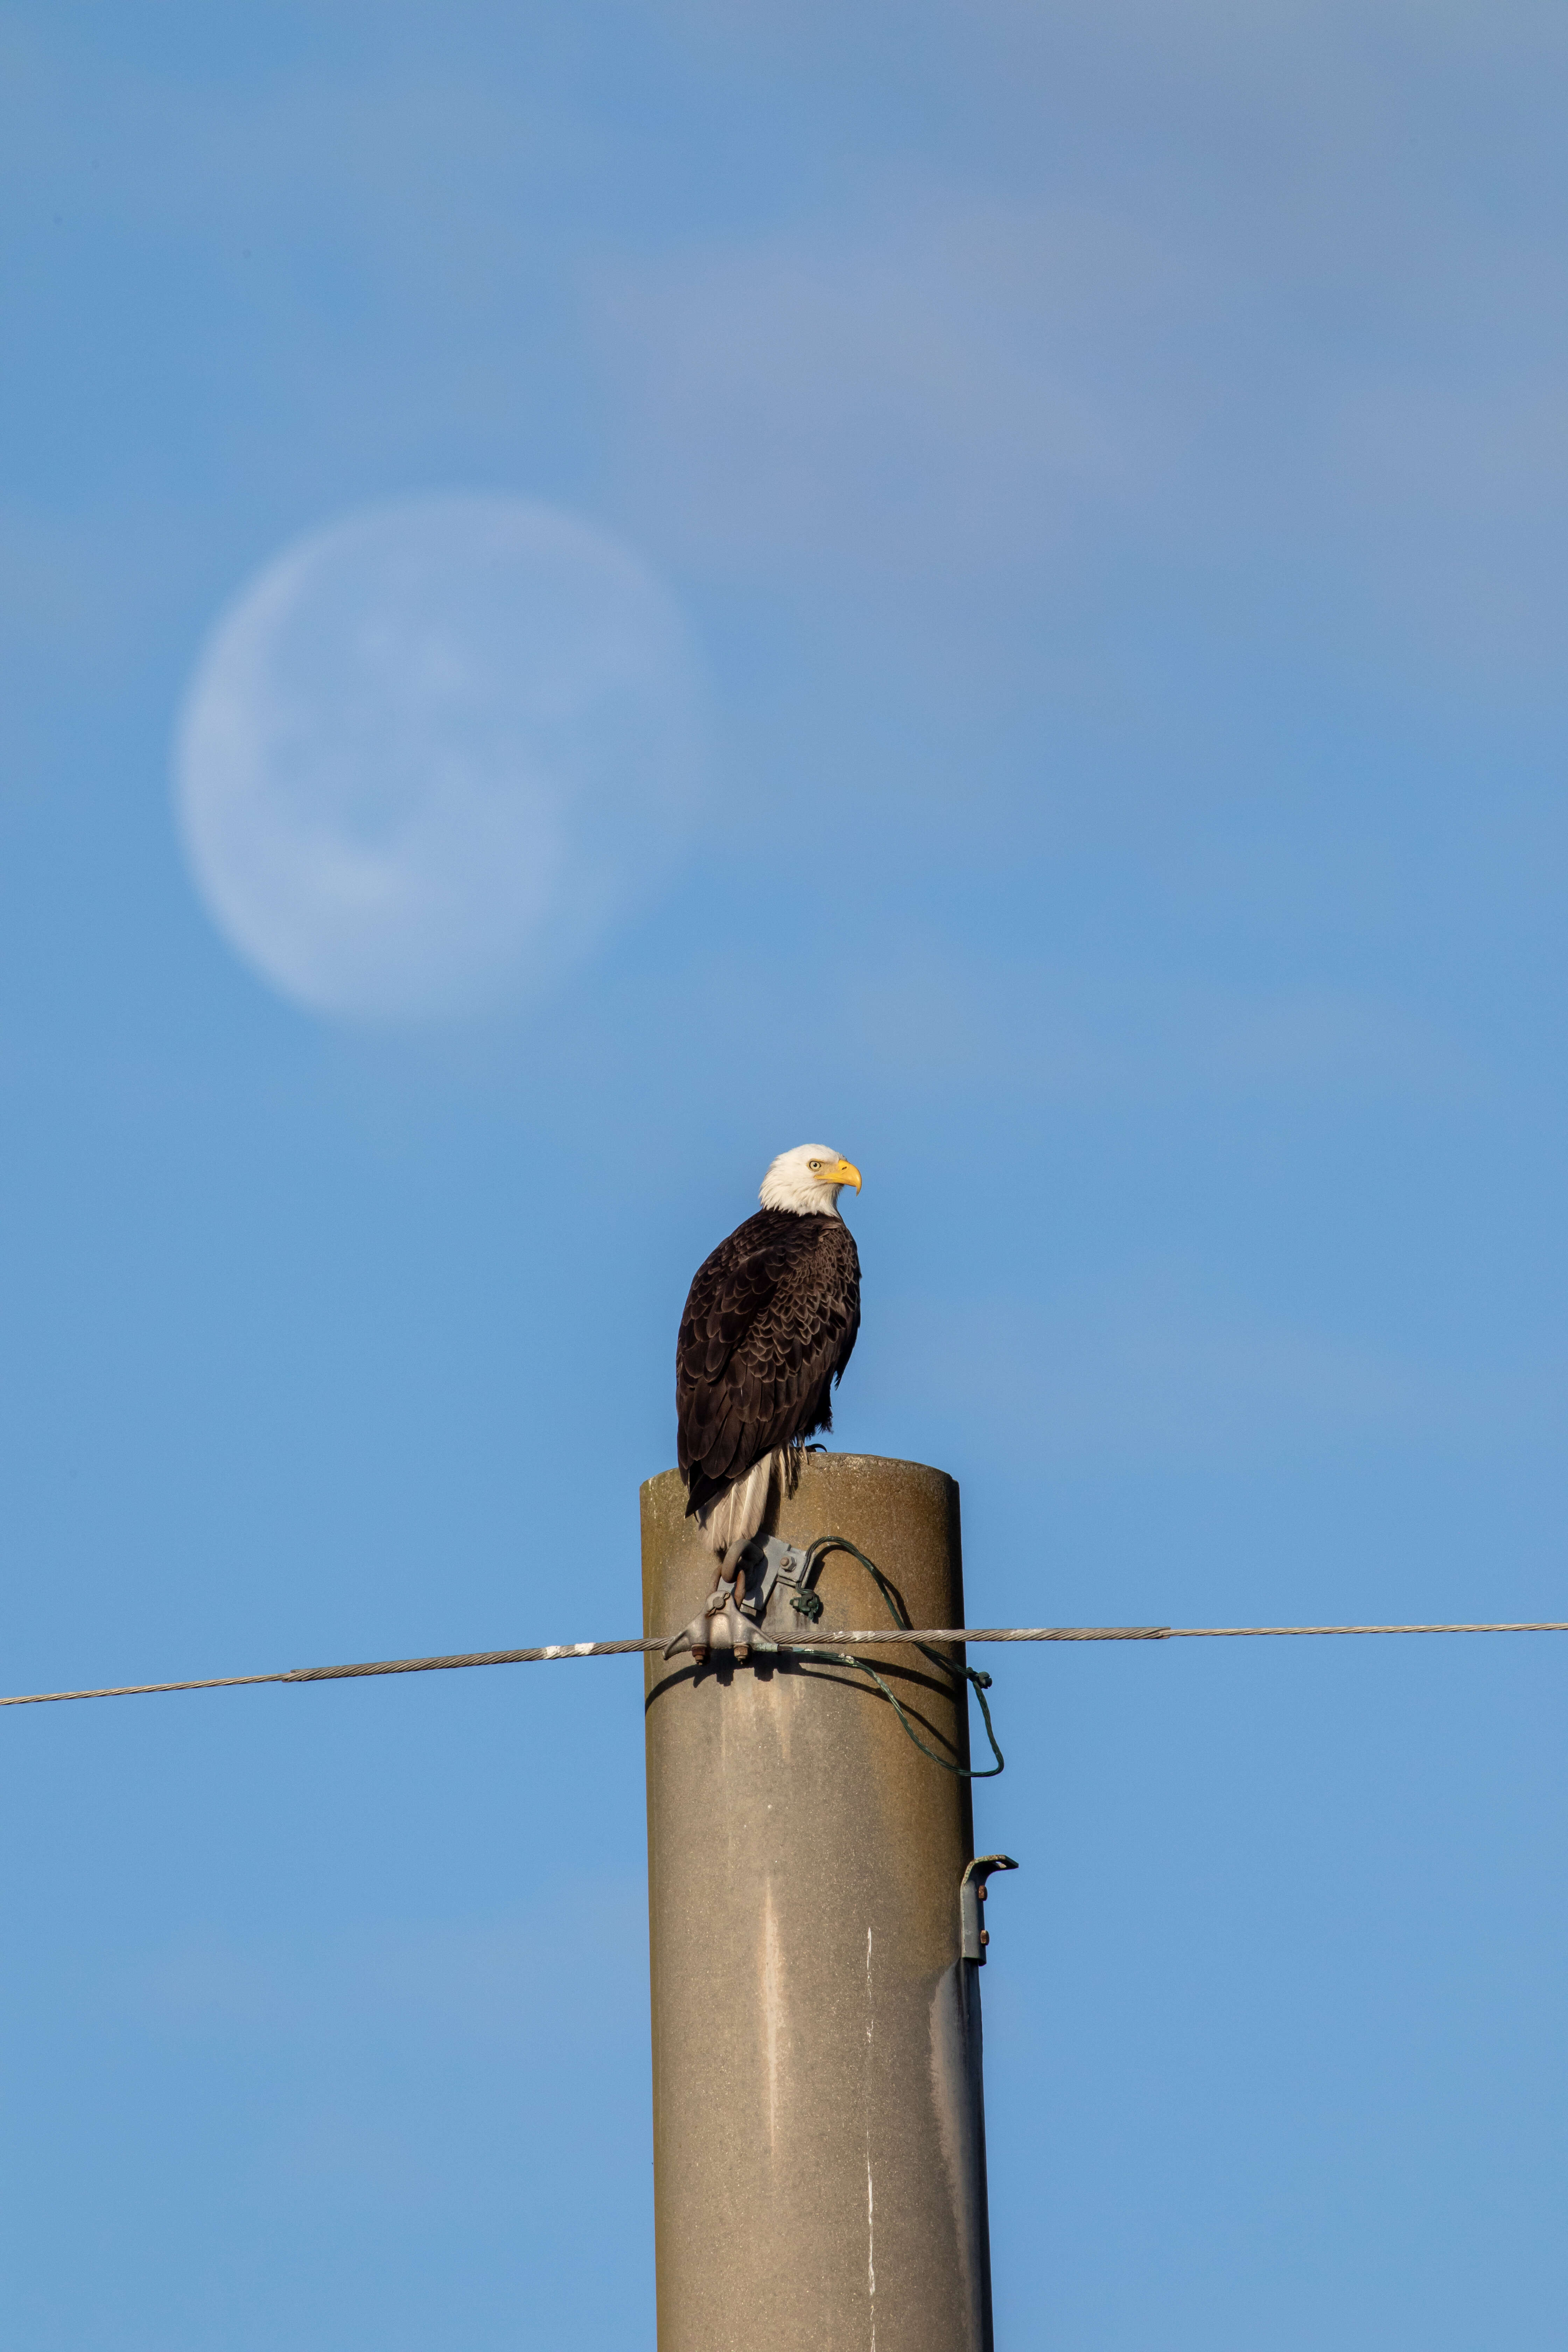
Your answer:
(677, 1144), (862, 1560)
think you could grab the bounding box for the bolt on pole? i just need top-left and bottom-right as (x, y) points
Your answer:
(642, 1453), (1013, 2351)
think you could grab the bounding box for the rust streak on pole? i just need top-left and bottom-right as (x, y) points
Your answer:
(642, 1454), (1001, 2352)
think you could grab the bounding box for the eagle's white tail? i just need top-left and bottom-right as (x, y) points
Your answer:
(697, 1449), (784, 1559)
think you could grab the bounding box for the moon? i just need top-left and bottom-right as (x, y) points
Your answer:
(174, 495), (709, 1019)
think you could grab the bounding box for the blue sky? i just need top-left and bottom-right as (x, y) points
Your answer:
(3, 3), (1567, 2345)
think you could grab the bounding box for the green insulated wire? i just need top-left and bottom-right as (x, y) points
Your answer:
(790, 1536), (1006, 1780)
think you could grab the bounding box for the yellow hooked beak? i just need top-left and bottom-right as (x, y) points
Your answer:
(818, 1156), (861, 1192)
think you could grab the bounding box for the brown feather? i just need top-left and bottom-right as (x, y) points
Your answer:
(676, 1208), (861, 1519)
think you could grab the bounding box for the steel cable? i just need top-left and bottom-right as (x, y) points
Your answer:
(4, 1618), (1567, 1709)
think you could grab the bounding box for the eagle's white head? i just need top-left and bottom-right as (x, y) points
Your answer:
(760, 1143), (863, 1218)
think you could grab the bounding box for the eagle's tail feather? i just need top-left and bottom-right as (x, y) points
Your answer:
(697, 1449), (784, 1560)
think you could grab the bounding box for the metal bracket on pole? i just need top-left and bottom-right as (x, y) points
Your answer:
(960, 1854), (1020, 1963)
(662, 1535), (812, 1661)
(738, 1535), (812, 1623)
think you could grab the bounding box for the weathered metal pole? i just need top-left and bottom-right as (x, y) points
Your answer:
(642, 1452), (1007, 2352)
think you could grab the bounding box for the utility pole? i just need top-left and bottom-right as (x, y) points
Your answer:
(642, 1452), (1014, 2352)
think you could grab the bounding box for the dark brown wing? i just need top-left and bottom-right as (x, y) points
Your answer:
(677, 1208), (861, 1517)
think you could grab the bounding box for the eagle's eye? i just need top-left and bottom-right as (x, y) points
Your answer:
(808, 1159), (824, 1170)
